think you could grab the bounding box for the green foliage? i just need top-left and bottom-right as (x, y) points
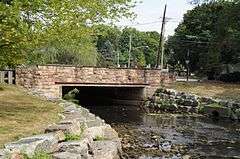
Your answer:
(166, 1), (240, 79)
(63, 88), (79, 103)
(95, 26), (160, 67)
(0, 0), (136, 68)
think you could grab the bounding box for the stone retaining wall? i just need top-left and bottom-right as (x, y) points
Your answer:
(0, 100), (121, 159)
(145, 88), (240, 120)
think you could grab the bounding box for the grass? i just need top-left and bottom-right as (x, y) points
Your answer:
(0, 84), (62, 148)
(23, 151), (52, 159)
(93, 135), (108, 141)
(166, 81), (240, 102)
(64, 133), (82, 141)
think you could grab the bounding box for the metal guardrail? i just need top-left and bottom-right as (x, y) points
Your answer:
(0, 70), (15, 84)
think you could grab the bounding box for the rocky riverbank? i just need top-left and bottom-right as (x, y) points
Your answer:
(0, 100), (121, 159)
(145, 88), (240, 120)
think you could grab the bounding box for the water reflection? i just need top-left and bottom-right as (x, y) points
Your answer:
(83, 105), (240, 158)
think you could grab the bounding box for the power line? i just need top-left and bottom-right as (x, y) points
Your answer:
(119, 18), (181, 28)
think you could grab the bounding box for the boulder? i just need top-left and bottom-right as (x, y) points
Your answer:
(199, 97), (215, 104)
(0, 149), (7, 159)
(57, 139), (89, 158)
(167, 103), (178, 112)
(90, 141), (120, 159)
(202, 105), (231, 118)
(82, 126), (105, 141)
(45, 120), (83, 135)
(4, 131), (65, 157)
(53, 151), (88, 159)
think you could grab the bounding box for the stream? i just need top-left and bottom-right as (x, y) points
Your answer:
(83, 105), (240, 159)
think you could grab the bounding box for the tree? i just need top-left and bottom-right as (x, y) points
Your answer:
(119, 28), (159, 67)
(166, 1), (240, 79)
(0, 0), (136, 68)
(94, 26), (160, 68)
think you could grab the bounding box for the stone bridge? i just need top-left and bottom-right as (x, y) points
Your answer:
(16, 65), (175, 104)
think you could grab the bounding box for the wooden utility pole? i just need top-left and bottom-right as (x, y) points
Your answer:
(128, 34), (132, 68)
(157, 4), (167, 69)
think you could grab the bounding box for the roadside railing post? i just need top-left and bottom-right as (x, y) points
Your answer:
(8, 71), (13, 84)
(0, 70), (15, 84)
(0, 71), (4, 83)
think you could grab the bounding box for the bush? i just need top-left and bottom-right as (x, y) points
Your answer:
(219, 72), (240, 83)
(63, 88), (79, 103)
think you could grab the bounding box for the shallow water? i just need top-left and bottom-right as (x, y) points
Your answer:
(83, 105), (240, 159)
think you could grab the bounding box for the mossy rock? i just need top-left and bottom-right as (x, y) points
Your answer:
(207, 103), (223, 108)
(202, 105), (231, 118)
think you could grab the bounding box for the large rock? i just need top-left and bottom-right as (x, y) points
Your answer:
(45, 119), (84, 135)
(202, 105), (231, 118)
(82, 126), (105, 141)
(53, 151), (90, 159)
(56, 139), (90, 158)
(90, 141), (120, 159)
(4, 131), (65, 157)
(0, 149), (7, 159)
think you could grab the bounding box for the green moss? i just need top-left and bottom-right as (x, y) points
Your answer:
(23, 151), (52, 159)
(93, 135), (108, 141)
(65, 133), (82, 141)
(208, 103), (222, 108)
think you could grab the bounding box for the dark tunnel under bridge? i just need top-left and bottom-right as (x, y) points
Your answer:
(62, 84), (147, 106)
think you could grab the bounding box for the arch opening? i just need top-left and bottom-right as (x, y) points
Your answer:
(62, 86), (145, 106)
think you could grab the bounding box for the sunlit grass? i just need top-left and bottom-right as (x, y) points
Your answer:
(0, 84), (62, 147)
(167, 81), (240, 102)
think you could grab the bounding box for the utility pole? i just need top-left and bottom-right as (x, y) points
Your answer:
(128, 34), (132, 68)
(157, 4), (167, 69)
(117, 49), (120, 67)
(186, 49), (190, 82)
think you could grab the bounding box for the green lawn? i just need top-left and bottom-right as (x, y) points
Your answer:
(166, 81), (240, 102)
(0, 84), (62, 147)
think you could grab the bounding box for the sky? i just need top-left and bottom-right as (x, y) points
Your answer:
(117, 0), (194, 36)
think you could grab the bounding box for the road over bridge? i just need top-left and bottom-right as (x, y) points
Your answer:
(16, 65), (175, 103)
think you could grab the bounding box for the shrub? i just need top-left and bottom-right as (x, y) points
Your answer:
(63, 88), (79, 103)
(219, 72), (240, 83)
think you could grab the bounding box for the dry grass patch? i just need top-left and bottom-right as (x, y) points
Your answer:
(166, 81), (240, 102)
(0, 84), (62, 147)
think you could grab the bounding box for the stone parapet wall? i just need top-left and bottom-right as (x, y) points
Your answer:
(16, 65), (175, 99)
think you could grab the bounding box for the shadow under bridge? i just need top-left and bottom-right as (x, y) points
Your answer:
(61, 83), (148, 106)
